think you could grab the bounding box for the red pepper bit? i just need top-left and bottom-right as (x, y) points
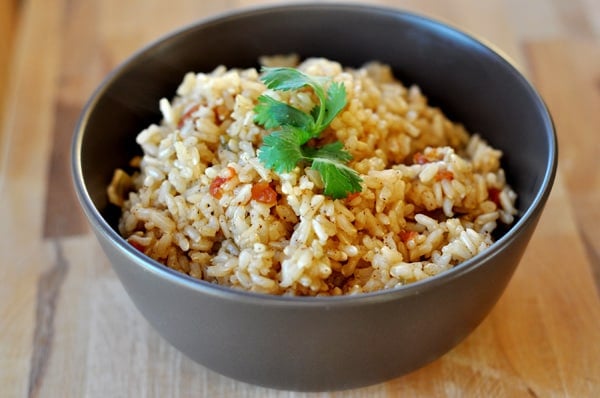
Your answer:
(400, 230), (418, 242)
(413, 151), (429, 165)
(209, 167), (237, 199)
(251, 181), (278, 205)
(177, 104), (200, 128)
(127, 238), (146, 253)
(435, 170), (454, 181)
(209, 176), (228, 199)
(488, 187), (502, 207)
(346, 192), (361, 202)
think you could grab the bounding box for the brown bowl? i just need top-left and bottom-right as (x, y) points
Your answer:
(72, 3), (557, 391)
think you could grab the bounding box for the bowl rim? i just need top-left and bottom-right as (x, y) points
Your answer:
(71, 1), (558, 307)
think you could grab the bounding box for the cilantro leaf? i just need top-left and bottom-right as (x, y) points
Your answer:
(258, 127), (307, 173)
(254, 95), (314, 130)
(310, 105), (321, 122)
(311, 158), (363, 199)
(260, 67), (326, 93)
(302, 141), (353, 163)
(321, 82), (347, 128)
(254, 66), (362, 199)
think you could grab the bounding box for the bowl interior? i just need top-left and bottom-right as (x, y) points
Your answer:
(76, 3), (555, 271)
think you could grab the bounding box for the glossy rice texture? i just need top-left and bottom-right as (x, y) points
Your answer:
(109, 57), (517, 296)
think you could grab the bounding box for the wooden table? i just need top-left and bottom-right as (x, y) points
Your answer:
(2, 0), (599, 396)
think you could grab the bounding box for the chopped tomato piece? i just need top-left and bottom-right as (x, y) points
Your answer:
(251, 181), (278, 205)
(413, 151), (429, 165)
(127, 238), (146, 253)
(209, 176), (228, 199)
(400, 230), (418, 242)
(346, 192), (361, 201)
(209, 167), (236, 199)
(488, 187), (501, 206)
(435, 170), (454, 181)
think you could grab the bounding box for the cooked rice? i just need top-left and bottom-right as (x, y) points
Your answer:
(108, 57), (517, 296)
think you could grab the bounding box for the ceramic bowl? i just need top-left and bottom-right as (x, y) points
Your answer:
(72, 3), (557, 391)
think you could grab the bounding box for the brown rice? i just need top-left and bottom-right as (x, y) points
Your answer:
(108, 56), (517, 296)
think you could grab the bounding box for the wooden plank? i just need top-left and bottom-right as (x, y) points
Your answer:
(27, 240), (69, 398)
(43, 101), (90, 237)
(0, 0), (18, 131)
(491, 173), (600, 396)
(96, 0), (233, 66)
(580, 0), (600, 36)
(0, 0), (62, 245)
(42, 0), (104, 238)
(524, 39), (600, 286)
(0, 242), (48, 398)
(551, 0), (596, 38)
(429, 0), (524, 67)
(504, 0), (578, 41)
(0, 0), (64, 396)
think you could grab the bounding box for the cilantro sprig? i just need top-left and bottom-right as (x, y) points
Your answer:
(254, 67), (362, 199)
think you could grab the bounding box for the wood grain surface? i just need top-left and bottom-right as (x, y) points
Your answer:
(1, 0), (599, 397)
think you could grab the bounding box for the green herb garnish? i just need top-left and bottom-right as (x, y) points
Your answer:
(254, 67), (362, 199)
